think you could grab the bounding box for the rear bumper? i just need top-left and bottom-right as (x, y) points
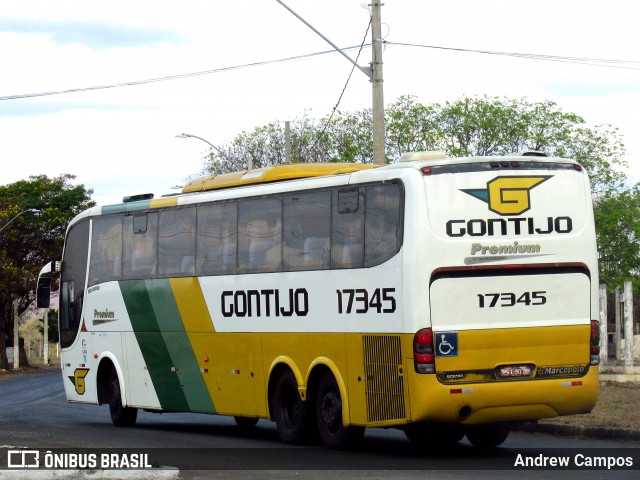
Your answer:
(407, 367), (598, 425)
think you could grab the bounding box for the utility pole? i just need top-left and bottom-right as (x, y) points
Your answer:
(371, 2), (385, 165)
(285, 120), (292, 164)
(44, 308), (49, 365)
(275, 0), (385, 165)
(13, 298), (19, 369)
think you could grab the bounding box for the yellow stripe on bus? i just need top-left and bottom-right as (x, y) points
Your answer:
(169, 278), (215, 333)
(150, 197), (179, 209)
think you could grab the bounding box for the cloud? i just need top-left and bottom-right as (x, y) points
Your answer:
(0, 100), (142, 117)
(0, 18), (183, 49)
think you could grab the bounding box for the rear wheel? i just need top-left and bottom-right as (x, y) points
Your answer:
(316, 372), (364, 449)
(108, 370), (137, 427)
(404, 422), (465, 447)
(465, 424), (510, 448)
(273, 370), (312, 444)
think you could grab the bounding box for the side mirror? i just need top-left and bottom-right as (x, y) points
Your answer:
(36, 260), (61, 309)
(37, 277), (52, 309)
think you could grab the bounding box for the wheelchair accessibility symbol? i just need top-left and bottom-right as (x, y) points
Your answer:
(435, 331), (458, 357)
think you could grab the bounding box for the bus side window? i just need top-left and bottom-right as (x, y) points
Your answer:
(284, 191), (331, 271)
(89, 216), (122, 285)
(196, 202), (238, 275)
(123, 212), (158, 279)
(238, 198), (282, 274)
(59, 281), (76, 347)
(365, 183), (402, 267)
(332, 188), (364, 269)
(159, 207), (196, 277)
(59, 219), (89, 349)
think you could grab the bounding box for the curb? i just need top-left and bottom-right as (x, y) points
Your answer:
(0, 468), (180, 479)
(514, 422), (640, 442)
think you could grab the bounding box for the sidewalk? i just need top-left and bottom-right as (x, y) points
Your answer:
(517, 420), (640, 442)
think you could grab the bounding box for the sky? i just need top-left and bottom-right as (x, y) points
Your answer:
(1, 0), (639, 206)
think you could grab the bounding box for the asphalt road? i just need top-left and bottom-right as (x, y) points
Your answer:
(0, 369), (638, 479)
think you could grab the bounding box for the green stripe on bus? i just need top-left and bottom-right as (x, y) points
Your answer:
(119, 279), (190, 412)
(101, 200), (152, 215)
(146, 279), (216, 414)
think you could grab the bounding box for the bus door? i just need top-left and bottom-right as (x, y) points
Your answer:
(59, 220), (97, 403)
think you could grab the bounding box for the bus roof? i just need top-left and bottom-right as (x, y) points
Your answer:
(182, 163), (380, 194)
(74, 152), (582, 225)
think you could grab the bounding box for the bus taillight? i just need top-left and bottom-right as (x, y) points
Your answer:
(590, 320), (600, 366)
(414, 328), (435, 374)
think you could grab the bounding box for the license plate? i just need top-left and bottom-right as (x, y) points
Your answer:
(499, 365), (532, 378)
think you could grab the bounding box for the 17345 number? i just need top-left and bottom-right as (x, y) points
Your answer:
(336, 288), (396, 314)
(477, 291), (546, 308)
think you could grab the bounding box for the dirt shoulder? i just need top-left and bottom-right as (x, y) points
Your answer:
(538, 381), (640, 431)
(0, 360), (60, 381)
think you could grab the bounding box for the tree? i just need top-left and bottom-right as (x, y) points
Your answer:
(593, 186), (640, 289)
(0, 174), (94, 369)
(201, 95), (627, 195)
(198, 95), (636, 290)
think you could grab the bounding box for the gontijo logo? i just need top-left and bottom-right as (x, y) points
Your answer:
(461, 176), (551, 216)
(446, 174), (573, 237)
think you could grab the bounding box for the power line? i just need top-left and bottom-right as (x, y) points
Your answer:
(2, 41), (638, 103)
(385, 41), (640, 70)
(0, 45), (368, 102)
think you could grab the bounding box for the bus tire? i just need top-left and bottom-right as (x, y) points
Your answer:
(465, 424), (510, 448)
(404, 422), (465, 446)
(273, 370), (312, 444)
(108, 371), (137, 427)
(316, 372), (364, 449)
(234, 416), (259, 427)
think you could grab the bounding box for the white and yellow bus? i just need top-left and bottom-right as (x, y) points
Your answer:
(37, 151), (600, 448)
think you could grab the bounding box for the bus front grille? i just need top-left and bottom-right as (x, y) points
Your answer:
(363, 334), (406, 423)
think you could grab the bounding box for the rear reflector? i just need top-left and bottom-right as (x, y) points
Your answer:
(450, 388), (474, 394)
(561, 381), (583, 387)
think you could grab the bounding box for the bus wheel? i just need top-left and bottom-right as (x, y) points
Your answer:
(465, 424), (509, 448)
(234, 416), (259, 427)
(273, 370), (311, 444)
(316, 372), (364, 449)
(404, 422), (465, 446)
(108, 371), (137, 427)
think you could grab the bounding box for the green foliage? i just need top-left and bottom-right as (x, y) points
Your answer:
(0, 174), (94, 368)
(201, 95), (627, 194)
(386, 96), (440, 155)
(594, 186), (640, 289)
(199, 95), (636, 289)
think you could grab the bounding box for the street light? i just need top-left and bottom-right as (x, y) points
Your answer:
(0, 208), (40, 234)
(175, 132), (249, 169)
(175, 133), (225, 156)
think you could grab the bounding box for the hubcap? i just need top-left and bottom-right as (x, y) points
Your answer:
(320, 390), (341, 432)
